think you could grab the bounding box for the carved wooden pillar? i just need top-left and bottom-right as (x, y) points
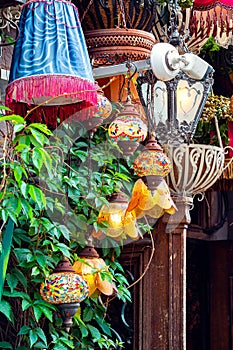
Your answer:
(163, 195), (192, 350)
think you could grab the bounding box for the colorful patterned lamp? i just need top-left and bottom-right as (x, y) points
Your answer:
(133, 137), (172, 190)
(129, 137), (177, 219)
(5, 0), (98, 129)
(79, 91), (112, 135)
(108, 99), (147, 156)
(40, 257), (89, 331)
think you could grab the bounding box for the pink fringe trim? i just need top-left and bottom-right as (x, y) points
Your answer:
(228, 121), (233, 158)
(5, 74), (98, 130)
(6, 74), (97, 106)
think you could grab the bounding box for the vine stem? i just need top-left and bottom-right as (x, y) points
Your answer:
(127, 218), (155, 290)
(106, 218), (155, 304)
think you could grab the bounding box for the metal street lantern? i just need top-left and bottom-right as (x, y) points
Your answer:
(135, 2), (217, 349)
(138, 42), (214, 145)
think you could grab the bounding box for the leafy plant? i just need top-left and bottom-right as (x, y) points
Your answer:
(0, 106), (133, 349)
(194, 94), (233, 146)
(156, 0), (194, 9)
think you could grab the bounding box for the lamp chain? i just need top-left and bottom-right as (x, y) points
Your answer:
(126, 60), (137, 101)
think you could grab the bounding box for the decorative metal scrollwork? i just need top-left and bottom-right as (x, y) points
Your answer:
(0, 6), (21, 46)
(165, 143), (225, 198)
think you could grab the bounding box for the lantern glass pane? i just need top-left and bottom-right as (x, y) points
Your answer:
(177, 79), (204, 124)
(153, 80), (168, 125)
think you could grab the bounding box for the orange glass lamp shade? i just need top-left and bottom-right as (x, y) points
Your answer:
(126, 178), (177, 219)
(108, 100), (147, 156)
(93, 192), (140, 241)
(40, 258), (89, 330)
(73, 246), (115, 297)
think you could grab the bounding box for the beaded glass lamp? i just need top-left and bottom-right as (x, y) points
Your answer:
(40, 257), (89, 331)
(129, 137), (177, 219)
(108, 99), (147, 156)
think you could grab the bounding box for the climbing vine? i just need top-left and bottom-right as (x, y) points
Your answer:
(0, 106), (134, 349)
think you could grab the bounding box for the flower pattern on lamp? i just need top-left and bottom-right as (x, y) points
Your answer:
(133, 137), (172, 179)
(95, 93), (112, 120)
(108, 100), (147, 156)
(40, 257), (89, 330)
(93, 192), (140, 241)
(40, 272), (88, 304)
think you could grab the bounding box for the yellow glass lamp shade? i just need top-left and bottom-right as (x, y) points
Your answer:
(108, 99), (147, 156)
(73, 257), (114, 297)
(94, 192), (140, 241)
(127, 178), (177, 219)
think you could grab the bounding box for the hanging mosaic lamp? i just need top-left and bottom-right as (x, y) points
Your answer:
(93, 191), (140, 241)
(128, 137), (177, 219)
(73, 243), (115, 297)
(5, 0), (98, 129)
(108, 99), (147, 156)
(79, 91), (112, 134)
(40, 257), (89, 331)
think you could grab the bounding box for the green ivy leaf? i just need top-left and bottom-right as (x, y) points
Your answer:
(32, 148), (44, 170)
(20, 198), (33, 219)
(0, 341), (13, 349)
(0, 300), (14, 324)
(39, 305), (54, 322)
(14, 123), (25, 133)
(87, 324), (101, 340)
(22, 299), (31, 311)
(33, 305), (43, 322)
(6, 273), (18, 292)
(28, 185), (46, 209)
(0, 114), (25, 124)
(29, 329), (38, 348)
(12, 268), (28, 289)
(29, 123), (52, 135)
(18, 325), (30, 335)
(35, 327), (47, 346)
(82, 307), (93, 322)
(55, 243), (70, 258)
(29, 127), (45, 146)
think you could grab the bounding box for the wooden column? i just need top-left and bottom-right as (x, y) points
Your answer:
(163, 196), (192, 350)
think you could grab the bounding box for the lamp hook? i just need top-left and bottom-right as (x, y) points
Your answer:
(125, 61), (137, 100)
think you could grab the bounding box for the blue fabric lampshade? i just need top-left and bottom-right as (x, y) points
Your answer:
(6, 0), (98, 129)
